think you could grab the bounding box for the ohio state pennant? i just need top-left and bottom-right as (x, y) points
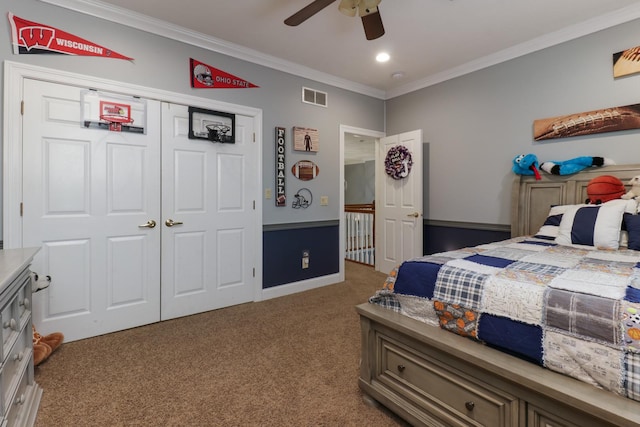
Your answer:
(8, 13), (133, 60)
(190, 58), (259, 89)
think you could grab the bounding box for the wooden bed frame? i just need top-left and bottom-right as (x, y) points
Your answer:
(357, 164), (640, 427)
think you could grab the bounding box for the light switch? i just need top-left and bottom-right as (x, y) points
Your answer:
(320, 196), (328, 206)
(265, 188), (272, 199)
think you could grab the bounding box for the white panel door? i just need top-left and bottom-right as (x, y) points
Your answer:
(376, 130), (423, 274)
(23, 79), (161, 342)
(160, 103), (257, 320)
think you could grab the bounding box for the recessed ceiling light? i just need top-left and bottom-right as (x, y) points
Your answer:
(376, 52), (390, 63)
(391, 72), (405, 79)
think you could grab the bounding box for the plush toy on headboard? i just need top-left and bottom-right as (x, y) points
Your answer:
(622, 175), (640, 201)
(540, 156), (614, 175)
(513, 154), (615, 181)
(512, 154), (541, 180)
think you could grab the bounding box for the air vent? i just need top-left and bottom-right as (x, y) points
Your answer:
(302, 87), (328, 107)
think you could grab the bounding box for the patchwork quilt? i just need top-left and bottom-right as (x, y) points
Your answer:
(369, 236), (640, 402)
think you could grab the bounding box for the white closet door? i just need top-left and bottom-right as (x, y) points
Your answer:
(23, 79), (162, 342)
(160, 103), (257, 320)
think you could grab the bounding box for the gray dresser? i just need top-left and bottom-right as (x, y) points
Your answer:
(0, 248), (41, 426)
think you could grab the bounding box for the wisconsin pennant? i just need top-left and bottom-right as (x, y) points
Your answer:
(190, 58), (259, 89)
(8, 12), (133, 60)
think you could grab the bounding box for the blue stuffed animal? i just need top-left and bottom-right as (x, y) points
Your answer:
(540, 156), (614, 175)
(512, 154), (541, 180)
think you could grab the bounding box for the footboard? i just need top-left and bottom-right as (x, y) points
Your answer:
(357, 303), (639, 427)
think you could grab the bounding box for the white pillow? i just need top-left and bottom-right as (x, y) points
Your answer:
(555, 200), (637, 250)
(535, 204), (586, 240)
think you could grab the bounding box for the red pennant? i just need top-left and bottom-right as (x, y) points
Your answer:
(190, 58), (259, 89)
(8, 12), (133, 60)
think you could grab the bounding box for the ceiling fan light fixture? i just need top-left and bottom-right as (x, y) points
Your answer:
(339, 0), (381, 17)
(338, 0), (358, 17)
(359, 3), (379, 16)
(363, 0), (381, 6)
(286, 0), (384, 40)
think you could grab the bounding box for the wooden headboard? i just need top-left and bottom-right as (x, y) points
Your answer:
(511, 163), (640, 237)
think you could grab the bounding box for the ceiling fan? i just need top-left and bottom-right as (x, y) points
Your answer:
(285, 0), (385, 41)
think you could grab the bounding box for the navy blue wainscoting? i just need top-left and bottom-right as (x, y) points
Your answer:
(263, 222), (339, 288)
(423, 223), (511, 255)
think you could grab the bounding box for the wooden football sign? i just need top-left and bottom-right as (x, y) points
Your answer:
(291, 160), (319, 181)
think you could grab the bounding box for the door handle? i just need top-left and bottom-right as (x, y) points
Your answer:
(165, 219), (183, 227)
(407, 212), (420, 218)
(138, 220), (156, 228)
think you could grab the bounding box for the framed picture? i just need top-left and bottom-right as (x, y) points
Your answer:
(293, 126), (318, 152)
(613, 46), (640, 78)
(533, 103), (640, 141)
(188, 106), (235, 143)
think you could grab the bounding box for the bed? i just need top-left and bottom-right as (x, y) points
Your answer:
(357, 163), (640, 427)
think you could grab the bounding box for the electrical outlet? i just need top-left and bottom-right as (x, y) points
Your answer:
(265, 188), (272, 199)
(302, 250), (309, 269)
(320, 196), (328, 206)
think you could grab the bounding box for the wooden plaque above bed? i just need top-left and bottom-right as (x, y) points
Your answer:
(511, 163), (640, 237)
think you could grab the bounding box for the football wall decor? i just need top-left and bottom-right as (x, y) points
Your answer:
(291, 160), (319, 181)
(275, 127), (286, 207)
(293, 126), (319, 152)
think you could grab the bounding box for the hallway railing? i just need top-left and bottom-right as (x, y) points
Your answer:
(345, 203), (375, 266)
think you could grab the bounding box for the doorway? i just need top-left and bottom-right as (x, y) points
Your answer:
(340, 126), (424, 279)
(339, 125), (384, 281)
(344, 132), (377, 266)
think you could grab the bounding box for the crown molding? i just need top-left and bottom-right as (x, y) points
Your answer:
(386, 3), (640, 99)
(39, 0), (386, 99)
(40, 0), (640, 101)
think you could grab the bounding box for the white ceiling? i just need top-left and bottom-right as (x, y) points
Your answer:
(45, 0), (640, 99)
(344, 133), (375, 165)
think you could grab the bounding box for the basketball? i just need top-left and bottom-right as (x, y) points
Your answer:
(586, 175), (625, 204)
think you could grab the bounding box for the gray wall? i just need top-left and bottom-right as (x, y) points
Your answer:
(344, 160), (375, 204)
(386, 18), (640, 226)
(0, 0), (385, 232)
(5, 1), (640, 232)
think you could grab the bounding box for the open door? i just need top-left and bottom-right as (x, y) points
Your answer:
(376, 130), (423, 274)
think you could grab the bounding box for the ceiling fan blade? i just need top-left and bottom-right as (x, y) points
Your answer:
(361, 7), (385, 40)
(284, 0), (337, 26)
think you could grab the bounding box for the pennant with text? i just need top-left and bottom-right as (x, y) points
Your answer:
(190, 58), (259, 89)
(8, 12), (133, 60)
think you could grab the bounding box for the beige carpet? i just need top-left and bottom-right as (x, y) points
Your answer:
(34, 262), (407, 426)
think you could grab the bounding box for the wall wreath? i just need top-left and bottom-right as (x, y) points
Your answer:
(385, 145), (413, 180)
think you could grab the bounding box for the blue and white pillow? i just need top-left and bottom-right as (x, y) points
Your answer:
(534, 204), (585, 240)
(555, 199), (637, 250)
(623, 213), (640, 251)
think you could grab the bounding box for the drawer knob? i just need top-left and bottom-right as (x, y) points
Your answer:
(397, 364), (405, 372)
(465, 401), (475, 411)
(14, 394), (25, 405)
(13, 351), (24, 362)
(3, 318), (16, 330)
(19, 298), (30, 309)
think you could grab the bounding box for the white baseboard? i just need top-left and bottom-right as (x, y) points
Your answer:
(261, 273), (342, 300)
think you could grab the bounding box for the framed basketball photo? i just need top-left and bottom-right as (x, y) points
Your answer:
(293, 126), (318, 152)
(188, 106), (235, 143)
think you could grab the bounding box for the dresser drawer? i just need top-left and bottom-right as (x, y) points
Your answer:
(0, 295), (18, 360)
(1, 324), (30, 409)
(14, 276), (31, 326)
(376, 334), (519, 427)
(4, 366), (30, 427)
